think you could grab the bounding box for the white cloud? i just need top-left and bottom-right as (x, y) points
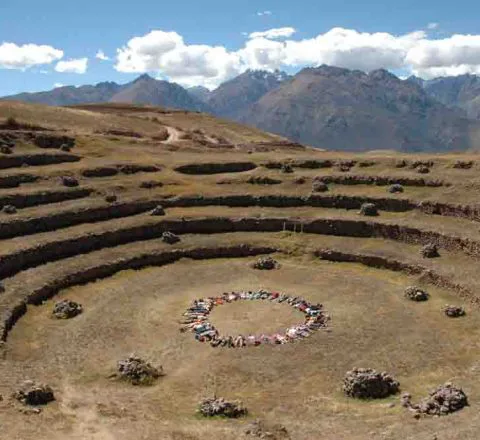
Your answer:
(406, 34), (480, 78)
(257, 11), (272, 16)
(116, 30), (241, 89)
(0, 42), (63, 70)
(249, 27), (296, 40)
(116, 30), (183, 73)
(53, 82), (64, 88)
(237, 37), (287, 71)
(427, 22), (439, 30)
(55, 57), (88, 74)
(283, 28), (426, 71)
(115, 27), (480, 89)
(411, 65), (480, 78)
(96, 50), (110, 61)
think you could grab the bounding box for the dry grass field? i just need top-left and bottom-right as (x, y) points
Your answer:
(1, 101), (480, 440)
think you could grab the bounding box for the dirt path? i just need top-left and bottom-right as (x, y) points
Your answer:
(164, 126), (181, 144)
(57, 382), (117, 440)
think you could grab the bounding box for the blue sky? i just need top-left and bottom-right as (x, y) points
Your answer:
(1, 0), (480, 95)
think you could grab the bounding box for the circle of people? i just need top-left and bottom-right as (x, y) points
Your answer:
(180, 289), (330, 347)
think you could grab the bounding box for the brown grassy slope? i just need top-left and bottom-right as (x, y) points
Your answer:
(0, 101), (287, 144)
(4, 101), (480, 440)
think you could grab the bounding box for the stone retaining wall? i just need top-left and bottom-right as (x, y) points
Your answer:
(175, 162), (257, 175)
(163, 194), (416, 212)
(0, 188), (92, 210)
(0, 153), (81, 170)
(4, 194), (480, 243)
(2, 216), (480, 280)
(0, 198), (161, 239)
(316, 175), (445, 187)
(0, 174), (40, 189)
(314, 249), (478, 304)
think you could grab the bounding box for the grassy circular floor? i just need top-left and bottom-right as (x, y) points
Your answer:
(2, 255), (479, 440)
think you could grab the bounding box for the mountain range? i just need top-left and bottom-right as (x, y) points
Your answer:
(202, 69), (291, 119)
(408, 74), (480, 120)
(3, 68), (480, 151)
(6, 74), (209, 112)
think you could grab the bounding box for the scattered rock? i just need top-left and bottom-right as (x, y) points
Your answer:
(14, 380), (55, 406)
(280, 164), (293, 174)
(343, 368), (400, 399)
(244, 419), (290, 439)
(2, 204), (17, 214)
(60, 144), (72, 152)
(52, 299), (83, 319)
(0, 133), (16, 151)
(61, 176), (79, 187)
(337, 164), (352, 172)
(421, 243), (439, 258)
(312, 181), (329, 193)
(453, 160), (473, 169)
(401, 383), (468, 416)
(417, 165), (430, 174)
(105, 194), (118, 203)
(116, 354), (163, 385)
(0, 145), (13, 154)
(151, 128), (169, 141)
(198, 397), (247, 418)
(443, 305), (466, 318)
(395, 160), (408, 168)
(18, 406), (43, 415)
(358, 161), (376, 168)
(34, 134), (75, 149)
(162, 231), (180, 244)
(294, 177), (306, 185)
(247, 176), (282, 185)
(404, 286), (429, 302)
(359, 203), (378, 216)
(337, 160), (356, 172)
(411, 160), (434, 169)
(140, 180), (163, 189)
(253, 256), (278, 270)
(0, 131), (16, 143)
(388, 184), (404, 194)
(151, 205), (165, 216)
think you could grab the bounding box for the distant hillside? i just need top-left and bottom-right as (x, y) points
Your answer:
(207, 69), (290, 118)
(239, 66), (480, 152)
(2, 74), (210, 113)
(0, 100), (288, 149)
(409, 74), (480, 120)
(188, 86), (211, 102)
(109, 75), (209, 112)
(2, 81), (123, 106)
